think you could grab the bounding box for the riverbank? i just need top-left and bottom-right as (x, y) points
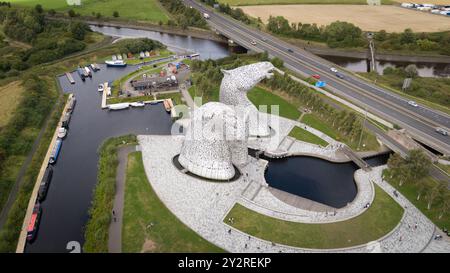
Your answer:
(46, 16), (227, 44)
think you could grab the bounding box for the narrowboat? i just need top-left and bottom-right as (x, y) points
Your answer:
(49, 139), (63, 165)
(37, 166), (53, 202)
(26, 203), (42, 242)
(77, 67), (85, 81)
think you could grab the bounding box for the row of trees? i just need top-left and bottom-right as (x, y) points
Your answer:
(189, 53), (364, 143)
(267, 16), (366, 48)
(160, 0), (208, 29)
(387, 150), (449, 216)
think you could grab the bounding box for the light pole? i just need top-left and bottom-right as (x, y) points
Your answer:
(357, 107), (367, 151)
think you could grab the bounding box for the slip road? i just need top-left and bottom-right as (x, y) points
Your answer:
(178, 257), (272, 270)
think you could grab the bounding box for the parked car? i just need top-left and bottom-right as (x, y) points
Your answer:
(312, 74), (321, 79)
(436, 127), (449, 136)
(408, 100), (418, 107)
(97, 83), (104, 92)
(330, 67), (338, 73)
(287, 48), (294, 53)
(251, 40), (257, 45)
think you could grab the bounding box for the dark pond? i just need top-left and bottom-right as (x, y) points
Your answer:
(263, 153), (390, 209)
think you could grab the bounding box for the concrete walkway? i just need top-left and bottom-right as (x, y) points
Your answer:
(108, 145), (137, 253)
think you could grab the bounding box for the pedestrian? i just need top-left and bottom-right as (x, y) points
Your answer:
(244, 244), (247, 249)
(112, 210), (115, 216)
(414, 223), (418, 230)
(228, 229), (231, 234)
(113, 217), (117, 222)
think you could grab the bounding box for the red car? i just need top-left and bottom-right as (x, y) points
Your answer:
(312, 74), (321, 79)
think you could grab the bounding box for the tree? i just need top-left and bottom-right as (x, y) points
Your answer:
(400, 28), (416, 44)
(68, 9), (76, 18)
(96, 12), (102, 19)
(270, 57), (283, 69)
(48, 9), (56, 16)
(438, 191), (450, 219)
(34, 4), (43, 14)
(404, 64), (418, 78)
(70, 21), (89, 40)
(113, 11), (119, 18)
(405, 149), (430, 180)
(415, 180), (428, 200)
(425, 181), (446, 210)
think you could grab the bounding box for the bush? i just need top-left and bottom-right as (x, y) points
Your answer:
(113, 11), (119, 18)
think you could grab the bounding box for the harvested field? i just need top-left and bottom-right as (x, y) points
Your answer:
(240, 5), (450, 32)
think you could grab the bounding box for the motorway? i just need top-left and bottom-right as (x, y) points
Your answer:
(185, 0), (450, 156)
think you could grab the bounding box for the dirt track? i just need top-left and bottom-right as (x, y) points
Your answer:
(240, 5), (450, 32)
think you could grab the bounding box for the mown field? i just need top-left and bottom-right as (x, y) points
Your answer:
(219, 0), (393, 5)
(10, 0), (169, 23)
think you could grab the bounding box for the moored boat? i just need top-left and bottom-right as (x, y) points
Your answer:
(37, 166), (53, 202)
(49, 139), (63, 165)
(130, 101), (145, 107)
(105, 60), (127, 67)
(163, 98), (173, 112)
(108, 103), (130, 110)
(26, 203), (42, 242)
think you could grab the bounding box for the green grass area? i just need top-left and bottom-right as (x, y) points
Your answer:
(226, 185), (403, 249)
(247, 86), (301, 120)
(300, 113), (379, 151)
(218, 0), (393, 5)
(188, 85), (220, 105)
(156, 92), (183, 105)
(359, 72), (450, 114)
(107, 95), (155, 105)
(122, 152), (223, 252)
(288, 126), (329, 147)
(10, 0), (170, 23)
(125, 50), (173, 65)
(383, 169), (449, 230)
(83, 135), (138, 253)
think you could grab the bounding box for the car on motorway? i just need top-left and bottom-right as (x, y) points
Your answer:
(330, 67), (338, 73)
(262, 37), (267, 41)
(335, 72), (345, 79)
(408, 100), (419, 107)
(287, 48), (294, 53)
(436, 127), (449, 136)
(312, 74), (321, 79)
(251, 40), (257, 45)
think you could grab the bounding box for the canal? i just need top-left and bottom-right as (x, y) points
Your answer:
(25, 31), (230, 252)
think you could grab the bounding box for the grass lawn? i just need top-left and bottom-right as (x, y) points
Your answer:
(383, 169), (449, 230)
(289, 126), (329, 147)
(122, 152), (224, 252)
(300, 113), (379, 151)
(11, 0), (170, 23)
(189, 85), (220, 105)
(301, 114), (338, 139)
(156, 92), (183, 105)
(0, 81), (25, 128)
(226, 185), (403, 249)
(247, 86), (301, 120)
(219, 0), (393, 5)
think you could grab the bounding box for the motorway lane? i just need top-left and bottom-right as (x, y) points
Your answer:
(185, 0), (450, 154)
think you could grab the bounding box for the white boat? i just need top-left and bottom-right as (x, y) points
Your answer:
(98, 84), (104, 92)
(130, 101), (145, 107)
(57, 127), (67, 139)
(105, 60), (127, 67)
(108, 103), (130, 110)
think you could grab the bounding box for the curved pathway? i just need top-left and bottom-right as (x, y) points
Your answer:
(138, 134), (447, 252)
(108, 145), (137, 253)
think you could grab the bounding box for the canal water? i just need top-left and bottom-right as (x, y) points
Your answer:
(90, 25), (230, 60)
(263, 153), (390, 209)
(322, 55), (450, 78)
